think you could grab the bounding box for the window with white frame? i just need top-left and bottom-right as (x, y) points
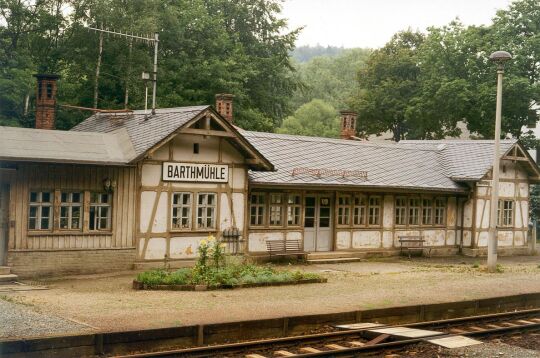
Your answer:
(337, 195), (351, 225)
(197, 193), (216, 229)
(250, 193), (266, 226)
(171, 192), (192, 229)
(90, 193), (112, 230)
(353, 195), (367, 225)
(498, 200), (514, 227)
(287, 194), (301, 226)
(395, 197), (407, 225)
(368, 196), (381, 225)
(269, 193), (283, 226)
(422, 198), (433, 225)
(408, 198), (421, 225)
(28, 191), (53, 230)
(60, 192), (82, 230)
(434, 198), (446, 225)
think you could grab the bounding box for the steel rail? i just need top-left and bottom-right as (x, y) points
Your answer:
(111, 309), (540, 358)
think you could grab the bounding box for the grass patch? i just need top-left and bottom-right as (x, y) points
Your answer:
(496, 264), (505, 273)
(136, 264), (321, 288)
(472, 261), (480, 268)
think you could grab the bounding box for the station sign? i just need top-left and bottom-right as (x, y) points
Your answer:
(162, 162), (229, 183)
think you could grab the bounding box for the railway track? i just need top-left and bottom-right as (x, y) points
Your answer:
(112, 309), (540, 358)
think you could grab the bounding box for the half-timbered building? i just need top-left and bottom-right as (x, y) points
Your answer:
(0, 75), (538, 277)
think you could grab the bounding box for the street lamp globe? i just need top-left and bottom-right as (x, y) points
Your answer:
(489, 51), (512, 65)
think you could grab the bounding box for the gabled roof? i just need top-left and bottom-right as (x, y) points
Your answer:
(71, 106), (273, 170)
(241, 131), (466, 192)
(72, 106), (209, 159)
(241, 132), (536, 191)
(397, 139), (518, 181)
(0, 126), (136, 165)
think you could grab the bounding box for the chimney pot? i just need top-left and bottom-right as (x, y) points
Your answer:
(340, 110), (357, 139)
(215, 93), (234, 123)
(34, 74), (60, 130)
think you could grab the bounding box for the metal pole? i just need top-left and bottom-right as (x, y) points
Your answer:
(487, 65), (504, 272)
(151, 32), (159, 115)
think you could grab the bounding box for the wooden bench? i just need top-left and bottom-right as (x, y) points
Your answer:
(266, 239), (306, 260)
(398, 236), (431, 258)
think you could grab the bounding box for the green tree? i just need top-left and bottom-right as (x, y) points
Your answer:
(354, 30), (425, 141)
(277, 99), (339, 137)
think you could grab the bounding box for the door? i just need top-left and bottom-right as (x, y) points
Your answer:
(0, 184), (8, 265)
(303, 194), (333, 252)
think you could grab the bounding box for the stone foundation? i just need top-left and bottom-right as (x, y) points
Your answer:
(461, 246), (532, 257)
(7, 248), (136, 278)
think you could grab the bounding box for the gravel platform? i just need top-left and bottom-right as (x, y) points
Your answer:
(0, 298), (90, 339)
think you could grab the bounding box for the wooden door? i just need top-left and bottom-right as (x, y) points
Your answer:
(303, 194), (333, 252)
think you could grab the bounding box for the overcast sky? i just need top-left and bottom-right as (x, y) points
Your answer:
(282, 0), (513, 48)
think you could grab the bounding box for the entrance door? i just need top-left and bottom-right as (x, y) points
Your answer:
(0, 184), (8, 265)
(303, 195), (333, 252)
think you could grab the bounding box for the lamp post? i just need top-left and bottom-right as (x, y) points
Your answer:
(487, 50), (512, 272)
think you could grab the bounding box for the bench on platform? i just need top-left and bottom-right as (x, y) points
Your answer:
(398, 236), (431, 258)
(266, 239), (306, 260)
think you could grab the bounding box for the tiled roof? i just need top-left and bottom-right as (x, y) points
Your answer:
(71, 106), (208, 159)
(241, 131), (518, 192)
(0, 126), (136, 165)
(397, 140), (517, 180)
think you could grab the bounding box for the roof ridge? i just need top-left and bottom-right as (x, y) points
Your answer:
(242, 130), (440, 153)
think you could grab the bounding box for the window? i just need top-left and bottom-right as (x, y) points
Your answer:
(193, 143), (199, 154)
(434, 198), (446, 225)
(46, 83), (53, 99)
(353, 195), (367, 225)
(408, 198), (421, 225)
(498, 200), (514, 227)
(60, 192), (82, 230)
(172, 192), (192, 229)
(422, 198), (433, 225)
(395, 197), (407, 225)
(269, 193), (283, 226)
(250, 193), (266, 226)
(368, 196), (381, 225)
(304, 196), (316, 227)
(90, 193), (112, 230)
(287, 194), (301, 226)
(28, 191), (53, 230)
(337, 195), (351, 225)
(197, 193), (216, 229)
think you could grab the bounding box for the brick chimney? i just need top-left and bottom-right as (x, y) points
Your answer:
(340, 110), (357, 139)
(34, 74), (60, 130)
(215, 94), (234, 123)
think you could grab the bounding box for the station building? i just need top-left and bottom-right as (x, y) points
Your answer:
(0, 75), (539, 277)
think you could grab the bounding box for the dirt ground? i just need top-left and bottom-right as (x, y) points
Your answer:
(2, 255), (540, 337)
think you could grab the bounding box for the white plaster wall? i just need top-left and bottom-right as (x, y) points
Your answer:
(463, 230), (472, 247)
(422, 230), (445, 246)
(352, 231), (381, 248)
(140, 191), (157, 233)
(382, 231), (393, 248)
(151, 192), (168, 233)
(514, 231), (525, 246)
(336, 231), (351, 249)
(286, 231), (303, 242)
(476, 199), (490, 229)
(383, 195), (393, 229)
(141, 164), (162, 187)
(220, 192), (231, 230)
(170, 182), (222, 190)
(499, 182), (515, 197)
(248, 232), (285, 252)
(151, 145), (169, 160)
(463, 200), (473, 228)
(172, 135), (220, 162)
(446, 230), (456, 246)
(221, 140), (245, 163)
(169, 237), (203, 259)
(477, 232), (489, 247)
(519, 183), (529, 197)
(232, 193), (245, 229)
(231, 168), (246, 190)
(145, 237), (167, 259)
(447, 197), (456, 226)
(497, 231), (514, 247)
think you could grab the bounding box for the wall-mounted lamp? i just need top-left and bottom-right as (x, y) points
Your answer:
(103, 178), (117, 193)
